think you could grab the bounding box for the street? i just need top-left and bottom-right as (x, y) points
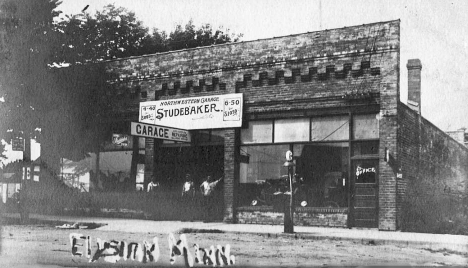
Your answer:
(1, 220), (467, 267)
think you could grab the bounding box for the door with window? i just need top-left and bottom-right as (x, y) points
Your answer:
(350, 159), (379, 228)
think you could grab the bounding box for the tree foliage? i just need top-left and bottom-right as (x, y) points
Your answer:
(54, 5), (155, 64)
(54, 5), (242, 64)
(0, 0), (61, 164)
(167, 20), (241, 51)
(0, 2), (242, 171)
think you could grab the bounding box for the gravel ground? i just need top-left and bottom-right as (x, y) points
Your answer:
(0, 222), (467, 267)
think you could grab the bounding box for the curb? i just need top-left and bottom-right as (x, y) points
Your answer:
(3, 214), (468, 255)
(178, 228), (468, 255)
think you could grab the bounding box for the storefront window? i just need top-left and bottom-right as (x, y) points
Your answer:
(241, 121), (273, 144)
(274, 118), (309, 142)
(238, 144), (289, 206)
(353, 114), (379, 139)
(293, 142), (349, 208)
(311, 116), (349, 141)
(240, 145), (289, 183)
(238, 116), (356, 209)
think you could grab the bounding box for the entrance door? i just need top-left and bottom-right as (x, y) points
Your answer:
(350, 159), (378, 228)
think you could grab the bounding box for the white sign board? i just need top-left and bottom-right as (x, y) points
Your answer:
(139, 93), (243, 130)
(131, 122), (191, 142)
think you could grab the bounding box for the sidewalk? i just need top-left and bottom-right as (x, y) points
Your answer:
(3, 213), (468, 254)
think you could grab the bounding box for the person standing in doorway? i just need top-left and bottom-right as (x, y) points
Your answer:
(147, 180), (159, 193)
(200, 175), (223, 222)
(181, 173), (195, 200)
(181, 173), (196, 220)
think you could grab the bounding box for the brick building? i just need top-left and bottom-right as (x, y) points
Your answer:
(446, 128), (468, 147)
(96, 20), (468, 231)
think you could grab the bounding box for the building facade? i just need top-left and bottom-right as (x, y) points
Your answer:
(96, 20), (468, 231)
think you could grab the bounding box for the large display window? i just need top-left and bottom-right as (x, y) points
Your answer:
(293, 142), (349, 208)
(238, 114), (379, 209)
(239, 145), (290, 184)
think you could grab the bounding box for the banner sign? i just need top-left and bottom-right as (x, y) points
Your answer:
(131, 122), (191, 143)
(139, 93), (243, 130)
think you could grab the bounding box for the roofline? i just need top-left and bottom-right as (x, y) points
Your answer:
(398, 101), (468, 153)
(102, 19), (401, 64)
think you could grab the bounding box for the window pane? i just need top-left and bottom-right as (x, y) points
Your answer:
(274, 118), (310, 143)
(353, 114), (379, 139)
(354, 160), (377, 183)
(311, 116), (349, 141)
(241, 121), (273, 144)
(138, 137), (146, 148)
(352, 141), (379, 155)
(238, 145), (289, 206)
(293, 142), (349, 208)
(240, 145), (289, 183)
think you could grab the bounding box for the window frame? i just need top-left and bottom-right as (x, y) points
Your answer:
(238, 113), (380, 209)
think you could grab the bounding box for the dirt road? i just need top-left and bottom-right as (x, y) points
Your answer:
(1, 223), (467, 267)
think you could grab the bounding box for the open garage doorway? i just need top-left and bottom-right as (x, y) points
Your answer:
(154, 144), (225, 221)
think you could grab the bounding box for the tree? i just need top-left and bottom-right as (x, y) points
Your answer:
(0, 0), (61, 163)
(167, 20), (242, 51)
(46, 4), (243, 162)
(1, 2), (243, 174)
(54, 4), (156, 64)
(54, 5), (243, 64)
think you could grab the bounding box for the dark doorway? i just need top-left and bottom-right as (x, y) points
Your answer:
(154, 145), (225, 221)
(155, 145), (224, 185)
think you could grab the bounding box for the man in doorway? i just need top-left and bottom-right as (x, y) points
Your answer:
(147, 180), (159, 193)
(181, 173), (195, 199)
(200, 175), (223, 221)
(181, 173), (196, 220)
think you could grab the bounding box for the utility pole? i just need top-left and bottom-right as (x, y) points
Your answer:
(283, 150), (294, 233)
(20, 135), (31, 224)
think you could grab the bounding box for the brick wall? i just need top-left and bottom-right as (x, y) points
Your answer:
(223, 128), (237, 222)
(397, 102), (468, 234)
(238, 207), (348, 227)
(101, 20), (400, 226)
(102, 20), (400, 120)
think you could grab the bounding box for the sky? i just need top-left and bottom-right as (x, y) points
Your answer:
(55, 0), (467, 132)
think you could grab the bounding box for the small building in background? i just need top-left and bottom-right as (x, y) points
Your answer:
(446, 128), (468, 147)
